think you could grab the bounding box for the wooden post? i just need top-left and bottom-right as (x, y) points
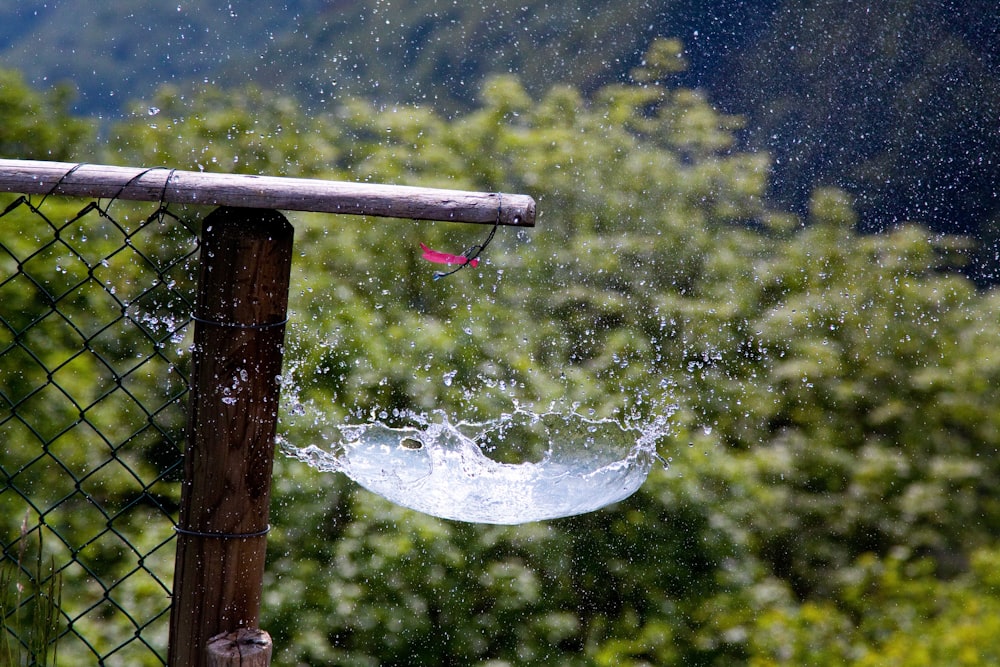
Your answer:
(206, 629), (273, 667)
(168, 207), (293, 667)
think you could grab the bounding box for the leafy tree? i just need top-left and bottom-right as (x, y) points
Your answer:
(111, 84), (342, 177)
(106, 37), (1000, 664)
(0, 68), (92, 160)
(3, 29), (999, 664)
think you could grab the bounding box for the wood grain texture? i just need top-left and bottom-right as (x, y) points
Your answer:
(206, 629), (273, 667)
(0, 158), (535, 226)
(168, 208), (293, 667)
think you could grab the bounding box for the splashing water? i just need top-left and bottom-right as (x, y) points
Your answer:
(279, 408), (673, 524)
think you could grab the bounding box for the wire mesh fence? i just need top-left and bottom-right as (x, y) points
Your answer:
(1, 191), (200, 665)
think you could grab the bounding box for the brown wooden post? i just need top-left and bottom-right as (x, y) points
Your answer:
(168, 207), (293, 667)
(206, 629), (273, 667)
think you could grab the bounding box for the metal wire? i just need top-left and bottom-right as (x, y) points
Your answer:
(431, 193), (502, 280)
(1, 191), (200, 665)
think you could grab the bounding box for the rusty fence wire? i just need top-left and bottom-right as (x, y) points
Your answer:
(0, 191), (201, 665)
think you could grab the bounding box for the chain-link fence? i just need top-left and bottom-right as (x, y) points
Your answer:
(0, 159), (528, 666)
(1, 191), (200, 666)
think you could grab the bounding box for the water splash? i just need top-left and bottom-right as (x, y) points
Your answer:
(278, 408), (673, 525)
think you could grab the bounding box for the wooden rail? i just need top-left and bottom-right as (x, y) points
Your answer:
(0, 159), (535, 227)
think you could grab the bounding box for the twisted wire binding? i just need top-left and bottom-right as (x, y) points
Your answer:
(433, 193), (502, 280)
(190, 313), (289, 330)
(173, 524), (271, 539)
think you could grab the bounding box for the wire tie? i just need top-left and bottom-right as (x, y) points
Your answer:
(431, 193), (502, 280)
(36, 162), (88, 208)
(191, 313), (289, 330)
(174, 524), (271, 539)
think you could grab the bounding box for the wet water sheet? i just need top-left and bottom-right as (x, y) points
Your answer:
(280, 410), (671, 524)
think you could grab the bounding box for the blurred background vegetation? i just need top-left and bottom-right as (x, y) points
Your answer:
(3, 0), (998, 265)
(2, 6), (1000, 664)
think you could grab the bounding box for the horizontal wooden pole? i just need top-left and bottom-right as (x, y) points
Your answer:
(0, 159), (535, 227)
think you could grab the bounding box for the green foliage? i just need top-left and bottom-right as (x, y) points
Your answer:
(1, 189), (194, 663)
(630, 37), (688, 82)
(3, 31), (1000, 664)
(5, 0), (995, 253)
(1, 522), (61, 667)
(115, 58), (992, 663)
(740, 547), (1000, 666)
(111, 84), (342, 177)
(0, 68), (92, 160)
